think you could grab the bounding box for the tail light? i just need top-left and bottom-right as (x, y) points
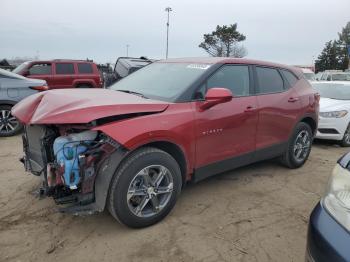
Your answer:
(29, 85), (49, 92)
(314, 93), (320, 102)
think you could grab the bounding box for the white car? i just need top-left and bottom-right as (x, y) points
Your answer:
(312, 81), (350, 146)
(301, 68), (316, 81)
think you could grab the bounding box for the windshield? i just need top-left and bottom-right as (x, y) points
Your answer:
(12, 61), (30, 74)
(332, 73), (350, 81)
(109, 62), (211, 102)
(304, 73), (315, 81)
(312, 82), (350, 100)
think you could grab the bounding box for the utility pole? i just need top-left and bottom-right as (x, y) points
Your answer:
(126, 44), (129, 57)
(165, 7), (172, 59)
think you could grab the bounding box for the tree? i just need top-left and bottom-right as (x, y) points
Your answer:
(199, 24), (247, 57)
(315, 21), (350, 72)
(338, 22), (350, 45)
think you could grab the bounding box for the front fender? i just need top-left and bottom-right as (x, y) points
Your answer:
(93, 104), (196, 174)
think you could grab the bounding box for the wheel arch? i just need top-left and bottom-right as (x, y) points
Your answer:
(0, 100), (17, 107)
(137, 140), (188, 187)
(300, 116), (317, 136)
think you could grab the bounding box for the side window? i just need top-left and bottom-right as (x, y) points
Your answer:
(56, 63), (75, 74)
(256, 67), (284, 94)
(206, 65), (250, 96)
(28, 63), (52, 75)
(281, 70), (298, 87)
(78, 63), (93, 74)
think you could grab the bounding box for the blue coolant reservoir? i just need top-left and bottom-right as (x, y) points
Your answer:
(53, 131), (97, 189)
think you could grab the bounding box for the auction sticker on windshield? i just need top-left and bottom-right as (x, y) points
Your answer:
(186, 64), (211, 70)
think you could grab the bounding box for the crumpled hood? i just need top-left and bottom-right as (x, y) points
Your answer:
(319, 97), (350, 112)
(12, 89), (169, 124)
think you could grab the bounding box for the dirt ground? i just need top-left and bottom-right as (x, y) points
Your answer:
(0, 136), (347, 262)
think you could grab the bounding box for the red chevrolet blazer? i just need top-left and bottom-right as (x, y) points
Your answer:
(12, 57), (319, 228)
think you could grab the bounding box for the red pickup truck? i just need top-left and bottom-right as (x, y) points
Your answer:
(13, 59), (103, 89)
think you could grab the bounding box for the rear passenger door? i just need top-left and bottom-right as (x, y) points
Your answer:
(254, 66), (301, 155)
(52, 63), (75, 89)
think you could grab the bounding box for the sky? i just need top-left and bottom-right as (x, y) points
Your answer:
(1, 0), (349, 65)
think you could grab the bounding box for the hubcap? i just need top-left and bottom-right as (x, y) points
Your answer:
(293, 130), (311, 161)
(0, 109), (18, 134)
(127, 165), (174, 218)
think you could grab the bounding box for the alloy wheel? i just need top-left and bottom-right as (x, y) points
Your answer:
(127, 165), (174, 218)
(293, 130), (311, 161)
(0, 109), (19, 135)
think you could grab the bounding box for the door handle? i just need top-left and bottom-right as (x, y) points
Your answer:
(288, 97), (299, 102)
(244, 106), (256, 112)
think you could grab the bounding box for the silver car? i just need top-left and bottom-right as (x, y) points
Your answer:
(0, 68), (47, 136)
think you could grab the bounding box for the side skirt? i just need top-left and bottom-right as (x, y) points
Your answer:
(192, 142), (287, 183)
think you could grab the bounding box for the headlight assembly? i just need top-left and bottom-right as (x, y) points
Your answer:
(320, 110), (348, 118)
(323, 164), (350, 231)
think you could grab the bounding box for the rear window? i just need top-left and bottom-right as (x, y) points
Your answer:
(281, 70), (298, 86)
(78, 63), (93, 74)
(56, 63), (75, 74)
(256, 67), (284, 94)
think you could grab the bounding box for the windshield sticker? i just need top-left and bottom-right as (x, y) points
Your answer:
(187, 64), (211, 70)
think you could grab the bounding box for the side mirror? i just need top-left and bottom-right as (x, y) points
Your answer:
(199, 87), (233, 110)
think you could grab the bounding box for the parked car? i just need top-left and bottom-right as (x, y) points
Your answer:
(12, 59), (103, 89)
(12, 57), (319, 228)
(104, 57), (154, 87)
(302, 68), (316, 81)
(319, 71), (350, 81)
(313, 81), (350, 146)
(0, 68), (47, 137)
(306, 152), (350, 261)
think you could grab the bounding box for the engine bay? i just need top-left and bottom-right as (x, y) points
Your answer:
(21, 125), (120, 211)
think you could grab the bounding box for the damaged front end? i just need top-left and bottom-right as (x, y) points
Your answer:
(21, 124), (126, 215)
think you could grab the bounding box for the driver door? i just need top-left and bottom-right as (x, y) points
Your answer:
(193, 64), (258, 178)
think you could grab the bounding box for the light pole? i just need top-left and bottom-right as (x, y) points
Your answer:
(126, 44), (129, 57)
(165, 7), (172, 59)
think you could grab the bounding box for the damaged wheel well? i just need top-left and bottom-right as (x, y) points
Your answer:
(140, 141), (187, 186)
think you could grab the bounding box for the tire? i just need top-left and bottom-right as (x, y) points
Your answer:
(108, 147), (182, 228)
(76, 84), (92, 88)
(340, 123), (350, 147)
(0, 105), (23, 137)
(280, 122), (313, 168)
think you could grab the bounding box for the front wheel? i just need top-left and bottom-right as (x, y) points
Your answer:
(280, 122), (313, 168)
(108, 147), (182, 228)
(0, 105), (23, 137)
(340, 123), (350, 147)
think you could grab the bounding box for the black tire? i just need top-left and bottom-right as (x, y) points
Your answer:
(0, 105), (23, 137)
(340, 123), (350, 147)
(108, 147), (182, 228)
(76, 84), (92, 88)
(280, 122), (313, 168)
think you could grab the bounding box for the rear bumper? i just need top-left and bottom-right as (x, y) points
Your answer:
(306, 202), (350, 262)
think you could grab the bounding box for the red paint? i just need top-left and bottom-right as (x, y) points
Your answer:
(12, 58), (318, 181)
(15, 60), (102, 89)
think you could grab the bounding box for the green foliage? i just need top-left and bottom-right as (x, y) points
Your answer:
(315, 22), (350, 73)
(199, 24), (247, 57)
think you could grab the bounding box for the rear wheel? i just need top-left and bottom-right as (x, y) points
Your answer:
(340, 123), (350, 147)
(108, 147), (182, 228)
(280, 122), (313, 168)
(0, 105), (22, 137)
(76, 84), (92, 88)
